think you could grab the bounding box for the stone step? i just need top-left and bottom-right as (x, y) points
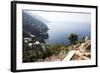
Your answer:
(62, 50), (75, 61)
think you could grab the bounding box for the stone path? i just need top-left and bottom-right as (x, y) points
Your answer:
(43, 39), (91, 62)
(62, 50), (75, 61)
(62, 40), (91, 61)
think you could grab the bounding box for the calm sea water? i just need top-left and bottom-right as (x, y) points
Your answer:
(45, 22), (91, 45)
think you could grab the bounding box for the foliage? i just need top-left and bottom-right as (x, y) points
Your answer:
(45, 44), (69, 56)
(23, 43), (70, 62)
(23, 37), (47, 62)
(68, 33), (78, 44)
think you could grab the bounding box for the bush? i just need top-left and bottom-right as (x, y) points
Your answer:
(68, 33), (78, 44)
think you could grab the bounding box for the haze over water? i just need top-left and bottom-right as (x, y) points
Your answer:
(45, 22), (91, 45)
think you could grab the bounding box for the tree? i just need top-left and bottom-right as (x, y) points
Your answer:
(68, 33), (78, 44)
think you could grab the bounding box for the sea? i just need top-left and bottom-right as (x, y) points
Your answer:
(45, 22), (91, 45)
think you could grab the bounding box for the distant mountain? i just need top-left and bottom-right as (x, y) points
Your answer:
(22, 11), (49, 40)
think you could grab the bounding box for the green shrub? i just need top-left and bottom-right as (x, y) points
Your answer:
(68, 33), (78, 44)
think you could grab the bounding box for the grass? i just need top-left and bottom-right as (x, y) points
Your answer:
(45, 44), (69, 55)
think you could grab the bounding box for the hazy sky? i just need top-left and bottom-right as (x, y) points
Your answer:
(26, 10), (91, 23)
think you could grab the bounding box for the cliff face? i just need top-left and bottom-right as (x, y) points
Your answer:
(22, 11), (50, 62)
(22, 11), (49, 40)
